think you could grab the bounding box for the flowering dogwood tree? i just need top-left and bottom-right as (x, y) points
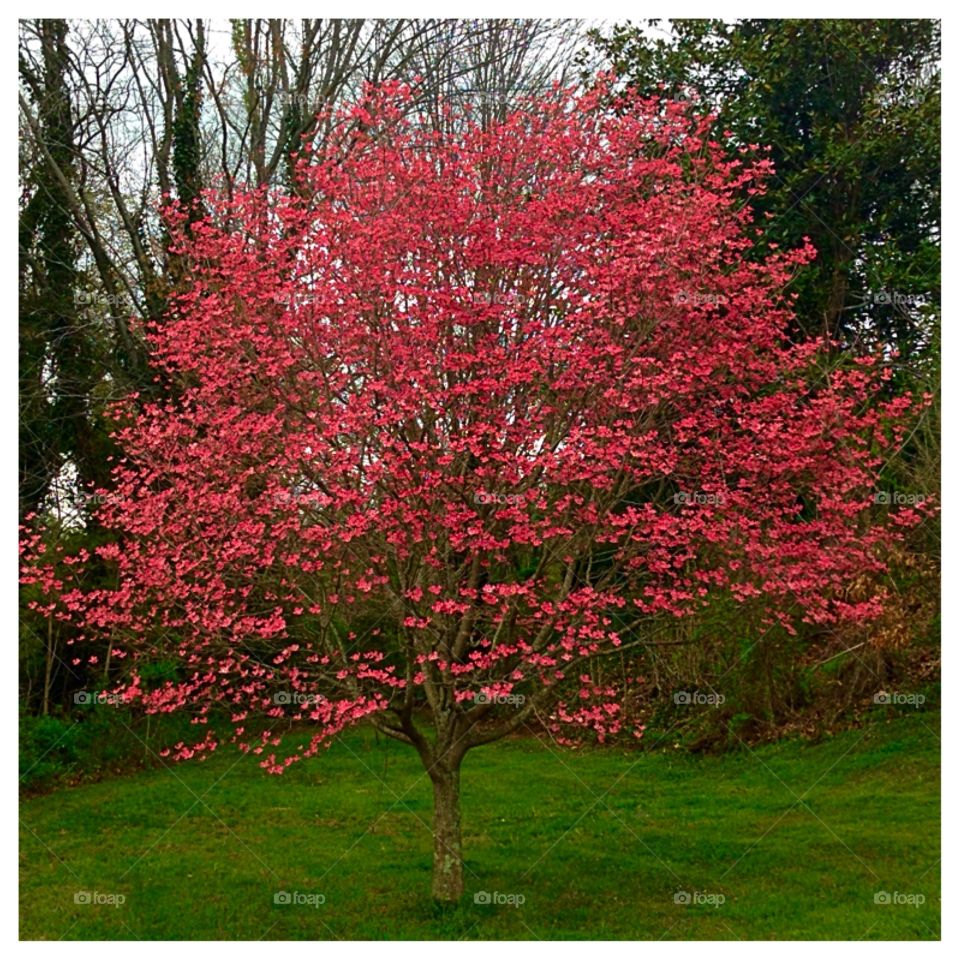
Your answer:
(22, 83), (923, 902)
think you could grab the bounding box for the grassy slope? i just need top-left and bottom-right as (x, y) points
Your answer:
(20, 711), (940, 940)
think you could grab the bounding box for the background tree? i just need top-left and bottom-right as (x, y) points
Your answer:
(17, 18), (586, 522)
(585, 19), (940, 361)
(18, 20), (102, 521)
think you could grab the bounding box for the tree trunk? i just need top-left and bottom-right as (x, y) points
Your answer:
(42, 616), (55, 717)
(430, 762), (464, 903)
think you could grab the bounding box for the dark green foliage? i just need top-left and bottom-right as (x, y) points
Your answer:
(18, 20), (106, 519)
(582, 19), (940, 746)
(172, 25), (205, 213)
(586, 19), (941, 362)
(19, 714), (82, 790)
(19, 707), (207, 793)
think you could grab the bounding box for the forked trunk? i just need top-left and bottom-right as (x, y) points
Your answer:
(430, 763), (464, 903)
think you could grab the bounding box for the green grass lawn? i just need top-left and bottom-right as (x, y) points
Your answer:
(20, 711), (940, 940)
